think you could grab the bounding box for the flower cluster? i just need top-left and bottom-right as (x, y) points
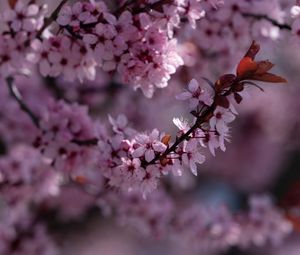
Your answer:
(0, 0), (46, 77)
(46, 0), (190, 97)
(29, 35), (97, 82)
(178, 0), (293, 81)
(23, 0), (217, 97)
(22, 41), (282, 202)
(173, 194), (292, 251)
(0, 146), (59, 255)
(33, 100), (98, 177)
(101, 189), (292, 252)
(98, 115), (163, 195)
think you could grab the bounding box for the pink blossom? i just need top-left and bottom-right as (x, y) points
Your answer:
(209, 106), (236, 135)
(183, 0), (205, 29)
(176, 78), (214, 109)
(173, 117), (190, 134)
(56, 2), (83, 27)
(199, 130), (227, 156)
(35, 100), (98, 173)
(3, 1), (44, 32)
(108, 114), (136, 136)
(132, 129), (167, 162)
(141, 165), (161, 196)
(182, 140), (205, 175)
(111, 158), (145, 191)
(238, 195), (293, 247)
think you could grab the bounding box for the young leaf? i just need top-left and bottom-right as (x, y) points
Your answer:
(236, 57), (257, 78)
(251, 73), (287, 83)
(244, 40), (260, 59)
(237, 41), (287, 84)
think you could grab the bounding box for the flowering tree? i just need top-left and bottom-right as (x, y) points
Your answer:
(1, 0), (300, 254)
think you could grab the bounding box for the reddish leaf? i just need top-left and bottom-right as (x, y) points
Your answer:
(215, 74), (236, 91)
(234, 93), (243, 104)
(236, 41), (287, 84)
(286, 212), (300, 232)
(236, 57), (257, 78)
(8, 0), (17, 8)
(251, 72), (287, 83)
(73, 176), (87, 185)
(215, 96), (230, 108)
(255, 60), (274, 75)
(244, 40), (260, 59)
(279, 181), (300, 208)
(160, 157), (169, 166)
(161, 134), (171, 146)
(233, 82), (244, 92)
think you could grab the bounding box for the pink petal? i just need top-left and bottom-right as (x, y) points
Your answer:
(188, 79), (199, 92)
(176, 92), (192, 100)
(26, 4), (39, 16)
(145, 149), (155, 162)
(132, 146), (146, 158)
(152, 141), (166, 153)
(39, 60), (51, 76)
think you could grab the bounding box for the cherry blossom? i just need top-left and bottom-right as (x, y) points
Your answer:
(2, 0), (45, 32)
(182, 142), (205, 175)
(34, 100), (98, 175)
(209, 106), (236, 135)
(132, 129), (167, 162)
(176, 78), (214, 109)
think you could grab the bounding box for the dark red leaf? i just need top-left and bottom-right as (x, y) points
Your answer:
(234, 93), (243, 104)
(251, 72), (287, 83)
(8, 0), (17, 8)
(215, 96), (230, 108)
(244, 40), (260, 59)
(215, 74), (236, 91)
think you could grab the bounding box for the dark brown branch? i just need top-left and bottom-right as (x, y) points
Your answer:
(114, 0), (135, 16)
(115, 0), (174, 16)
(72, 138), (99, 146)
(44, 77), (67, 100)
(143, 106), (214, 168)
(242, 12), (291, 31)
(6, 79), (98, 146)
(37, 0), (69, 38)
(6, 77), (40, 128)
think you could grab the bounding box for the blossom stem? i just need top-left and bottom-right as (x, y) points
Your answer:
(37, 0), (69, 38)
(6, 77), (40, 128)
(145, 106), (215, 167)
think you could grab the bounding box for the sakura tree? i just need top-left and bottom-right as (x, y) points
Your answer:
(1, 0), (300, 254)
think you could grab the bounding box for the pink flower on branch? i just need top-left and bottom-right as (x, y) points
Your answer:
(132, 129), (167, 162)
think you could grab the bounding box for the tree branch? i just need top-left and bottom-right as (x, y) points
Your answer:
(37, 0), (69, 38)
(142, 106), (214, 168)
(6, 77), (40, 128)
(242, 12), (291, 31)
(72, 138), (99, 146)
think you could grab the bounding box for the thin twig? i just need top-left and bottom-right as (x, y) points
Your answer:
(72, 138), (99, 146)
(6, 77), (40, 128)
(143, 106), (214, 168)
(37, 0), (69, 38)
(242, 12), (291, 31)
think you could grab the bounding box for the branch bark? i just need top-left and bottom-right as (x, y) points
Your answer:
(6, 77), (40, 128)
(242, 12), (291, 31)
(37, 0), (69, 38)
